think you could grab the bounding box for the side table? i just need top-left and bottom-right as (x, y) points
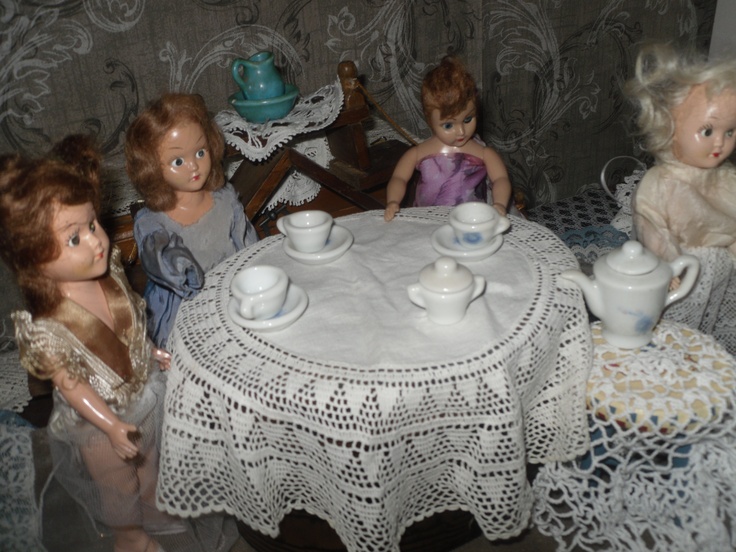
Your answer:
(532, 320), (736, 552)
(220, 61), (409, 233)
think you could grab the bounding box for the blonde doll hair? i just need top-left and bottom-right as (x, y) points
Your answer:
(626, 43), (736, 161)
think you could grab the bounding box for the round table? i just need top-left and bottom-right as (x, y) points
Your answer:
(157, 207), (592, 552)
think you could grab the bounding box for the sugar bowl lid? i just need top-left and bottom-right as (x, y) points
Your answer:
(604, 240), (659, 275)
(419, 257), (473, 292)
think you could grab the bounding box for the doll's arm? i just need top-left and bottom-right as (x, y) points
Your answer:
(483, 148), (511, 216)
(137, 228), (205, 298)
(632, 209), (680, 261)
(385, 146), (419, 221)
(51, 369), (140, 459)
(632, 184), (681, 261)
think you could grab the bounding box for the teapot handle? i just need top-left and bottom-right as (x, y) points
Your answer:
(665, 254), (700, 307)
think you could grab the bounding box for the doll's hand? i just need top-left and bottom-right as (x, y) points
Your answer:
(152, 347), (172, 370)
(107, 421), (140, 460)
(493, 202), (508, 217)
(384, 201), (400, 222)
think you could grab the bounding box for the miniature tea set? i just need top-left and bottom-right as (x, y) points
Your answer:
(227, 202), (509, 332)
(229, 51), (299, 123)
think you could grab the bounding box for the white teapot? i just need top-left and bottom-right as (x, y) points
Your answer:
(407, 257), (486, 324)
(560, 240), (699, 349)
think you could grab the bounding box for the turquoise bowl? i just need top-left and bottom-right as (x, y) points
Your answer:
(229, 84), (299, 123)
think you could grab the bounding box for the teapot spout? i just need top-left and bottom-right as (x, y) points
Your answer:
(560, 269), (604, 319)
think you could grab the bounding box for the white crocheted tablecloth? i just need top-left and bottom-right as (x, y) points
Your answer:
(534, 320), (736, 552)
(158, 207), (592, 552)
(216, 81), (343, 209)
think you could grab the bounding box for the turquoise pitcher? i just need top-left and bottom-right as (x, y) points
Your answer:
(231, 51), (285, 101)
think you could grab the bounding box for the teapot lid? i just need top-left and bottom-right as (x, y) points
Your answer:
(419, 257), (473, 292)
(604, 240), (659, 275)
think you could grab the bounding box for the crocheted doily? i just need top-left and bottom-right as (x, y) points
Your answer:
(217, 81), (343, 209)
(534, 320), (736, 552)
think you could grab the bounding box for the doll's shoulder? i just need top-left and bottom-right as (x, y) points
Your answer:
(133, 206), (175, 241)
(12, 311), (85, 381)
(217, 181), (239, 201)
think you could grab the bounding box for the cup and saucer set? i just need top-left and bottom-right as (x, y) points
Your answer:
(277, 211), (354, 266)
(227, 211), (353, 332)
(430, 202), (510, 262)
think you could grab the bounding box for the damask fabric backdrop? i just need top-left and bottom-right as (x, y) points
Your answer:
(0, 0), (716, 210)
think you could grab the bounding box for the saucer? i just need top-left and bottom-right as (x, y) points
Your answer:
(283, 224), (354, 265)
(431, 224), (503, 261)
(228, 284), (308, 332)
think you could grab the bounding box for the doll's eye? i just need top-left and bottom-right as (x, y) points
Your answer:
(67, 232), (80, 247)
(727, 129), (735, 138)
(700, 127), (713, 137)
(196, 149), (206, 159)
(89, 221), (96, 233)
(171, 158), (184, 167)
(442, 122), (453, 131)
(463, 116), (474, 124)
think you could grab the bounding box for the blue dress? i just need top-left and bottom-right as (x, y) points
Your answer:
(134, 183), (258, 347)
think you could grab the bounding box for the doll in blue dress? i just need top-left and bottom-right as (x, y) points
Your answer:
(126, 93), (258, 347)
(384, 56), (512, 221)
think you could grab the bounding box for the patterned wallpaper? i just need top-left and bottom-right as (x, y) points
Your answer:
(0, 0), (717, 210)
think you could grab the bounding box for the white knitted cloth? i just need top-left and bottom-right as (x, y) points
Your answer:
(217, 81), (343, 209)
(157, 207), (592, 552)
(533, 321), (736, 552)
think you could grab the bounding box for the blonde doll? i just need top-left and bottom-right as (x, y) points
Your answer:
(384, 56), (512, 221)
(125, 93), (258, 347)
(627, 44), (736, 261)
(0, 135), (175, 552)
(627, 43), (736, 354)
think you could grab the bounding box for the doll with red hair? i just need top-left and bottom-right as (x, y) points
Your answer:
(0, 135), (177, 551)
(384, 56), (512, 221)
(125, 93), (257, 347)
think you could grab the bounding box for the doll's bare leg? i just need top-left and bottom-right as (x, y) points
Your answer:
(80, 440), (162, 551)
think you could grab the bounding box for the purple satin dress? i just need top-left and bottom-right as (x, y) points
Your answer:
(413, 151), (488, 207)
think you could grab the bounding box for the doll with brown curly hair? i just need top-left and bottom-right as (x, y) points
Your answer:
(384, 56), (512, 221)
(0, 135), (178, 551)
(126, 93), (257, 347)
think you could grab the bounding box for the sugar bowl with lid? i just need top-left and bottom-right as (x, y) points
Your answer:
(407, 256), (486, 324)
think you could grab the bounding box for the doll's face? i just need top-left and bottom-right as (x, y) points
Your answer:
(429, 100), (477, 148)
(41, 202), (109, 285)
(671, 84), (736, 169)
(158, 120), (212, 193)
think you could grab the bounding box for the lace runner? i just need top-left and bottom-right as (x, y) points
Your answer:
(216, 81), (343, 208)
(533, 321), (736, 552)
(157, 208), (592, 552)
(0, 423), (44, 551)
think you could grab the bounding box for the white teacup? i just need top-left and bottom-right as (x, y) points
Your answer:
(277, 210), (333, 253)
(449, 202), (510, 249)
(231, 265), (289, 320)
